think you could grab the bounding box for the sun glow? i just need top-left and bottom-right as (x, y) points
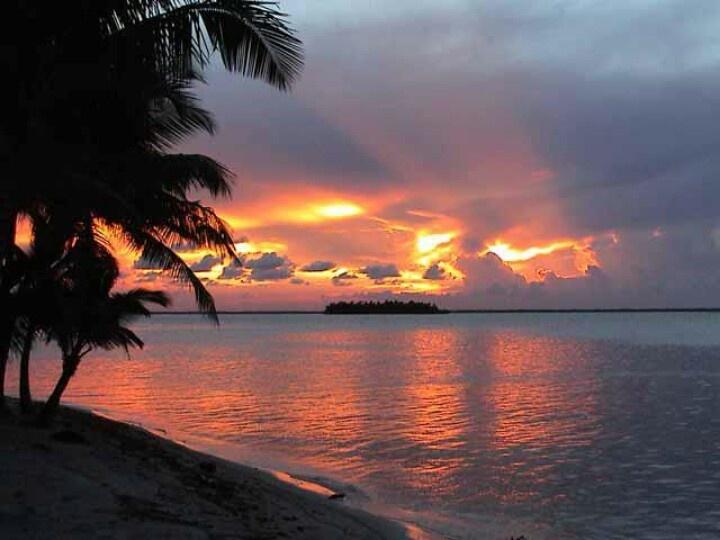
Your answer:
(314, 202), (364, 219)
(223, 215), (262, 231)
(285, 201), (366, 223)
(484, 240), (575, 262)
(417, 232), (455, 254)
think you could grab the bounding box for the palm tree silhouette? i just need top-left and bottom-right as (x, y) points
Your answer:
(12, 211), (82, 413)
(37, 225), (170, 424)
(0, 1), (303, 407)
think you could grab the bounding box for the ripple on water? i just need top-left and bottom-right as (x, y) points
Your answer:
(12, 313), (720, 539)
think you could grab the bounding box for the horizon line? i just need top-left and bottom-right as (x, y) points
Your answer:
(151, 308), (720, 315)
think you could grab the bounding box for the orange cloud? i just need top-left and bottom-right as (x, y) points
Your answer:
(484, 240), (577, 262)
(483, 238), (598, 282)
(417, 232), (455, 254)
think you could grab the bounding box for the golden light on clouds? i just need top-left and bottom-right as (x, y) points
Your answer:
(415, 231), (457, 267)
(484, 240), (575, 262)
(219, 198), (368, 235)
(235, 240), (287, 254)
(314, 202), (364, 219)
(282, 200), (366, 224)
(484, 238), (599, 282)
(399, 269), (447, 292)
(417, 232), (455, 254)
(223, 215), (262, 231)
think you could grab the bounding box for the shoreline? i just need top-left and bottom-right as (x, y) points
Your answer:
(0, 401), (416, 539)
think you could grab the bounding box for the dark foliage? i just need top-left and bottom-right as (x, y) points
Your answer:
(324, 300), (448, 315)
(0, 1), (303, 410)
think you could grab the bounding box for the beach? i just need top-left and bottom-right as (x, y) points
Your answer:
(0, 402), (410, 539)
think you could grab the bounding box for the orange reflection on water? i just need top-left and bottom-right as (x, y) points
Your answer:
(402, 329), (467, 449)
(10, 317), (604, 513)
(485, 332), (599, 452)
(394, 329), (470, 496)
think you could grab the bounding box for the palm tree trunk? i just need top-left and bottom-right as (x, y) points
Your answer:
(0, 197), (17, 411)
(0, 195), (16, 268)
(19, 323), (35, 413)
(0, 321), (10, 412)
(0, 344), (7, 411)
(37, 354), (78, 425)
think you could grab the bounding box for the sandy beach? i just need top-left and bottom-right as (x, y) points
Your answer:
(0, 402), (410, 539)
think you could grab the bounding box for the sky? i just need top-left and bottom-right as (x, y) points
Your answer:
(128, 0), (720, 310)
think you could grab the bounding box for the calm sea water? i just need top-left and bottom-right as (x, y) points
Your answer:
(12, 313), (720, 539)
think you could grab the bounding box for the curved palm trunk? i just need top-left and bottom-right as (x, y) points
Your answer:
(19, 323), (35, 413)
(37, 354), (79, 425)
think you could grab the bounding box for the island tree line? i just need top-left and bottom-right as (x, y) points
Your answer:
(325, 300), (448, 315)
(0, 1), (303, 422)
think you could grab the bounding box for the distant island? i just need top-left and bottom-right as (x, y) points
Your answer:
(324, 300), (448, 314)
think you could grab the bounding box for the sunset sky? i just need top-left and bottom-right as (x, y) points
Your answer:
(127, 0), (720, 310)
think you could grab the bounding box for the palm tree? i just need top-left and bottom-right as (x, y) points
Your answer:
(37, 229), (170, 425)
(2, 0), (301, 261)
(3, 78), (237, 409)
(11, 212), (77, 413)
(17, 322), (36, 414)
(0, 0), (303, 406)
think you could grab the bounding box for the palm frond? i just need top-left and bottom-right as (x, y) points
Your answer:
(146, 153), (232, 197)
(109, 1), (303, 89)
(111, 288), (171, 319)
(88, 324), (145, 353)
(122, 230), (219, 321)
(147, 77), (217, 149)
(149, 199), (237, 258)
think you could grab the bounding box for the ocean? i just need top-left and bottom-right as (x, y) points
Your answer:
(13, 312), (720, 539)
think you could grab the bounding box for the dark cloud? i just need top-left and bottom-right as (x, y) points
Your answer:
(186, 78), (387, 188)
(449, 252), (613, 309)
(361, 264), (401, 281)
(251, 266), (294, 281)
(218, 260), (244, 280)
(245, 252), (295, 281)
(332, 271), (359, 287)
(300, 260), (336, 272)
(457, 253), (526, 293)
(422, 263), (446, 280)
(509, 70), (720, 235)
(190, 254), (222, 272)
(245, 252), (286, 270)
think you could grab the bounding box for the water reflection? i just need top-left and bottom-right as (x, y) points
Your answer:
(399, 329), (469, 497)
(486, 333), (599, 451)
(8, 314), (720, 539)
